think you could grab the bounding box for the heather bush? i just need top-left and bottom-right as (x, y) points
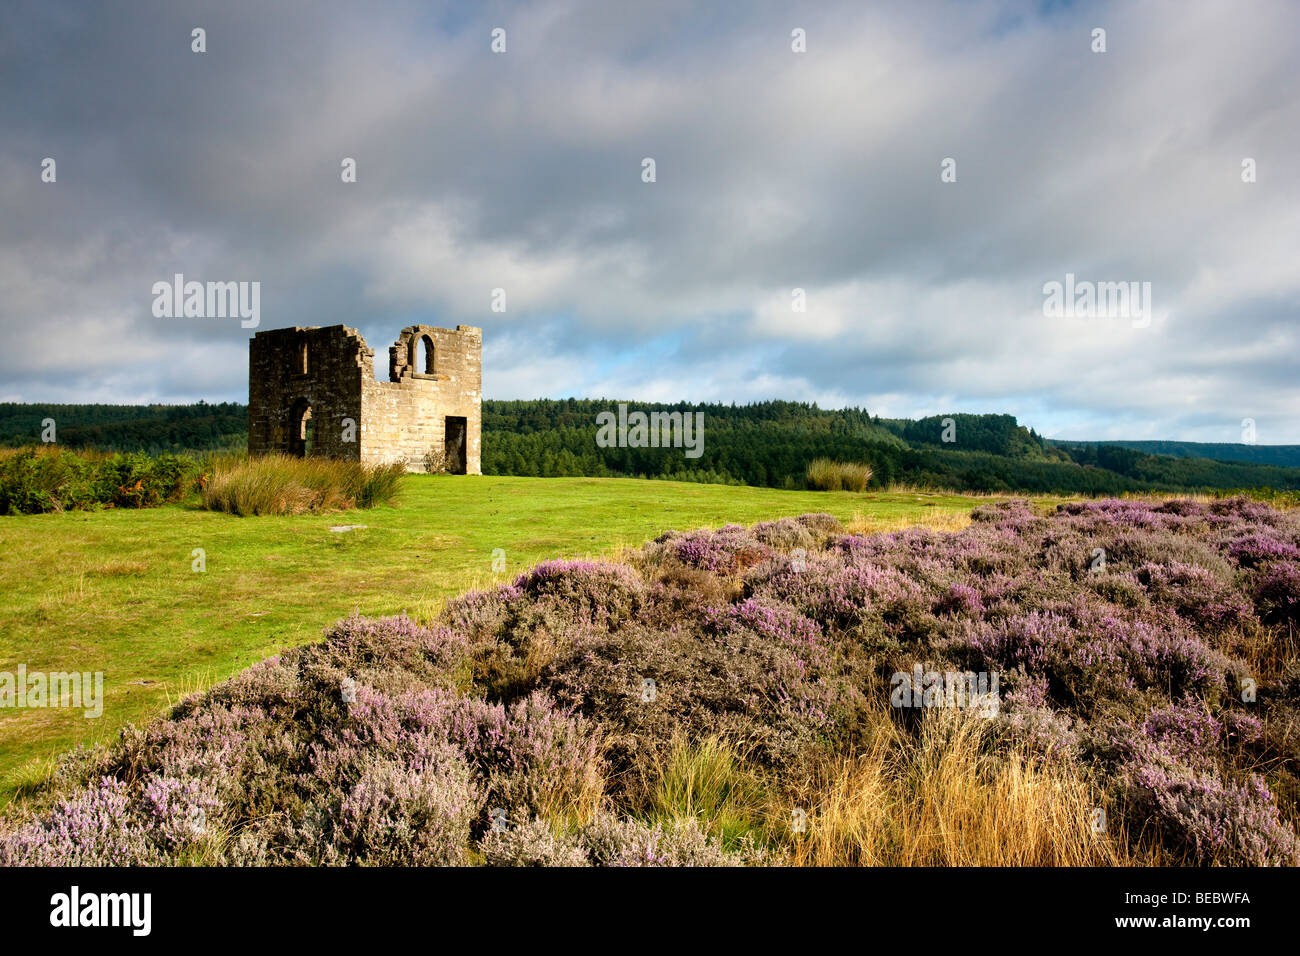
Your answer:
(1226, 533), (1300, 568)
(748, 555), (931, 634)
(318, 748), (477, 865)
(579, 812), (758, 866)
(478, 817), (591, 866)
(0, 778), (162, 866)
(1095, 530), (1236, 583)
(512, 560), (645, 628)
(0, 614), (599, 866)
(970, 498), (1041, 532)
(1084, 571), (1150, 611)
(479, 812), (758, 866)
(936, 583), (984, 618)
(537, 618), (844, 799)
(1107, 713), (1300, 866)
(1253, 563), (1300, 625)
(795, 512), (844, 537)
(441, 584), (524, 643)
(953, 603), (1233, 708)
(466, 561), (647, 699)
(751, 517), (817, 552)
(644, 524), (775, 575)
(1135, 562), (1255, 632)
(750, 513), (843, 552)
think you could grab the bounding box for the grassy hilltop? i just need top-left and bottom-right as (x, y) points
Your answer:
(0, 474), (983, 803)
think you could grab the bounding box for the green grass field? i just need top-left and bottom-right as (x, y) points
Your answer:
(0, 475), (994, 805)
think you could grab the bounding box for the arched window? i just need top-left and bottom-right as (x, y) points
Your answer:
(299, 341), (309, 374)
(417, 334), (435, 375)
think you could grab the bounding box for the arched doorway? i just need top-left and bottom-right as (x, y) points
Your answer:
(288, 399), (314, 457)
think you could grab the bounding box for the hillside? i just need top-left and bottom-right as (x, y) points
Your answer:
(4, 492), (1298, 866)
(0, 475), (980, 803)
(0, 401), (245, 454)
(1047, 438), (1300, 469)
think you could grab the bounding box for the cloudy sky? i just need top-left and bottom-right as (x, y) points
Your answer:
(2, 0), (1297, 442)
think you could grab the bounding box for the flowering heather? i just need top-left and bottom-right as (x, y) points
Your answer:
(936, 584), (984, 618)
(324, 749), (477, 866)
(1134, 562), (1255, 631)
(512, 559), (645, 628)
(1140, 697), (1226, 768)
(1226, 533), (1300, 568)
(479, 812), (758, 867)
(955, 603), (1230, 706)
(751, 513), (842, 551)
(748, 556), (930, 631)
(3, 502), (1298, 866)
(970, 498), (1042, 532)
(751, 517), (816, 552)
(646, 524), (775, 574)
(0, 777), (159, 867)
(705, 597), (826, 649)
(438, 585), (524, 644)
(1115, 734), (1299, 866)
(1253, 563), (1300, 625)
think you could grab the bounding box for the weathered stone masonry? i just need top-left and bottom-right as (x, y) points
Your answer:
(248, 324), (481, 474)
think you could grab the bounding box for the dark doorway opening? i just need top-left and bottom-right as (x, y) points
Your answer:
(289, 400), (314, 457)
(444, 416), (467, 474)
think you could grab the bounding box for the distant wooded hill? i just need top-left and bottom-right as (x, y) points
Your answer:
(0, 402), (247, 454)
(3, 400), (1299, 496)
(1044, 437), (1300, 469)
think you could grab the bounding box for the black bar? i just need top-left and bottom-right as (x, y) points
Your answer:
(0, 866), (1289, 943)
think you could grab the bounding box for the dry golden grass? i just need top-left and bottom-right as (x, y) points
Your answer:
(163, 668), (221, 711)
(201, 454), (404, 515)
(610, 702), (1144, 866)
(1239, 619), (1300, 683)
(770, 707), (1132, 866)
(806, 459), (873, 492)
(845, 508), (973, 536)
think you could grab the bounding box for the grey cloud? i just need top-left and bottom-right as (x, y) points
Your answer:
(1, 0), (1297, 441)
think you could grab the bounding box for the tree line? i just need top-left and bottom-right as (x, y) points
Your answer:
(3, 399), (1298, 496)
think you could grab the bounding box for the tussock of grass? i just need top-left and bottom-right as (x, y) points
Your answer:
(201, 454), (404, 516)
(806, 458), (873, 492)
(783, 709), (1126, 866)
(649, 735), (768, 846)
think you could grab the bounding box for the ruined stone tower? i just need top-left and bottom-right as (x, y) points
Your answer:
(248, 324), (481, 474)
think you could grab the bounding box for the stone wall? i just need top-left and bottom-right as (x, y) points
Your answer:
(362, 325), (482, 474)
(247, 326), (367, 460)
(247, 322), (481, 474)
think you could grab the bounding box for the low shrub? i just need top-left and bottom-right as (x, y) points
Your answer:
(200, 454), (404, 515)
(0, 447), (201, 514)
(805, 458), (873, 492)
